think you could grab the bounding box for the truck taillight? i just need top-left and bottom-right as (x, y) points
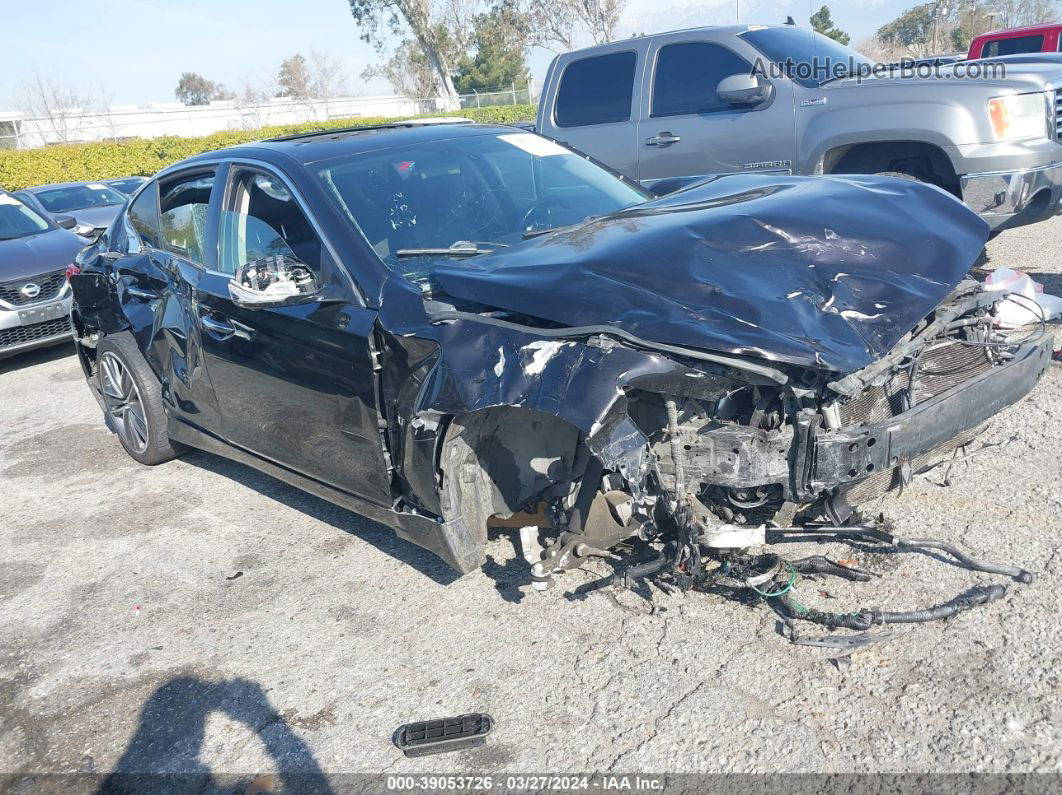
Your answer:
(65, 264), (81, 282)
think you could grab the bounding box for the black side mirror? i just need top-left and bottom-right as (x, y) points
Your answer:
(55, 215), (77, 230)
(228, 254), (321, 309)
(717, 73), (774, 106)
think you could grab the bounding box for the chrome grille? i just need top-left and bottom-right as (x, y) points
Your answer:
(0, 317), (72, 349)
(0, 270), (67, 306)
(1056, 88), (1062, 142)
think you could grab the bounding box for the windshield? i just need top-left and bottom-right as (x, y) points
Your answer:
(107, 178), (146, 195)
(0, 194), (52, 239)
(741, 27), (875, 88)
(33, 183), (126, 213)
(316, 132), (649, 274)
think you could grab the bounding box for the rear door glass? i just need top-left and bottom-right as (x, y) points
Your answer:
(556, 51), (637, 127)
(159, 173), (215, 265)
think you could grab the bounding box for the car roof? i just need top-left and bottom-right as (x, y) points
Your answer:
(175, 122), (529, 170)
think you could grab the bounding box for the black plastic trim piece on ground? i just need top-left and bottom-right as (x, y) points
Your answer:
(393, 713), (494, 757)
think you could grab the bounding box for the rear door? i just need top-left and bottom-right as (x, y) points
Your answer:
(191, 162), (392, 505)
(108, 171), (226, 435)
(542, 42), (650, 180)
(637, 33), (796, 183)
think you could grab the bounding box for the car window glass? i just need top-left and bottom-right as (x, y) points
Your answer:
(984, 35), (1044, 56)
(159, 173), (214, 264)
(33, 184), (126, 213)
(556, 51), (637, 127)
(0, 193), (51, 238)
(317, 133), (648, 271)
(218, 171), (324, 276)
(652, 42), (753, 117)
(127, 181), (162, 250)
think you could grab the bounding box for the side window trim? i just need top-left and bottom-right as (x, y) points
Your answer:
(648, 39), (758, 119)
(218, 160), (366, 307)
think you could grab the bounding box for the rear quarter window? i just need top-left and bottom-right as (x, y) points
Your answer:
(555, 51), (637, 128)
(984, 34), (1045, 56)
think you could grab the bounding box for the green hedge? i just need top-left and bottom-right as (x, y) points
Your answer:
(0, 104), (536, 191)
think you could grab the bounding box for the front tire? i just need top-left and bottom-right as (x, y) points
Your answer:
(96, 332), (183, 465)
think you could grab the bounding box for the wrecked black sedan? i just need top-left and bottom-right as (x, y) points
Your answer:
(70, 122), (1047, 619)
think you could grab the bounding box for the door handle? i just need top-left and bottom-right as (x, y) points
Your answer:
(200, 313), (254, 341)
(126, 285), (158, 300)
(645, 132), (682, 147)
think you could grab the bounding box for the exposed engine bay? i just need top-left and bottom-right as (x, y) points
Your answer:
(423, 281), (1049, 646)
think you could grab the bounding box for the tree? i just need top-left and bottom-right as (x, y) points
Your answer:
(361, 37), (442, 100)
(19, 75), (95, 144)
(276, 51), (350, 119)
(575, 0), (624, 44)
(174, 72), (232, 106)
(876, 3), (938, 56)
(872, 0), (1058, 58)
(515, 0), (626, 51)
(810, 5), (851, 45)
(348, 0), (472, 104)
(277, 54), (312, 99)
(453, 4), (531, 92)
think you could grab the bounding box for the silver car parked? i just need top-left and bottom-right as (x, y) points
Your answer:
(0, 192), (84, 359)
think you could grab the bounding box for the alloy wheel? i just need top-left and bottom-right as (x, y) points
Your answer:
(99, 351), (149, 454)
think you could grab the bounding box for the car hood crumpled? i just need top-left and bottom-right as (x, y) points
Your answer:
(429, 174), (989, 374)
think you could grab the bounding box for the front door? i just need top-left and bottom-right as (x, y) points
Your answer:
(192, 164), (392, 505)
(638, 36), (797, 182)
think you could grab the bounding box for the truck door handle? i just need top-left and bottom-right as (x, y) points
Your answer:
(201, 313), (254, 341)
(645, 132), (681, 147)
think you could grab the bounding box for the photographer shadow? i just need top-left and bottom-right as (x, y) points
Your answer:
(99, 675), (332, 795)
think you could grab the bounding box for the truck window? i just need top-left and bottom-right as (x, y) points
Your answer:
(984, 35), (1045, 57)
(652, 42), (753, 118)
(555, 51), (637, 128)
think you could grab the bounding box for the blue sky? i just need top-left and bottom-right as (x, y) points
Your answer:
(0, 0), (906, 108)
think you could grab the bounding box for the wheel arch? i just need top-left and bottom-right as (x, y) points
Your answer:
(823, 140), (960, 195)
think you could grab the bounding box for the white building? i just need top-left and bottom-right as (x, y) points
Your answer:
(0, 95), (433, 149)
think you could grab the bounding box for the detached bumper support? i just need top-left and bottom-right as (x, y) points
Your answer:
(811, 334), (1052, 492)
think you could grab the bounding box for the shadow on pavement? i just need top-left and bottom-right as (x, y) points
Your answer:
(99, 676), (332, 795)
(181, 450), (461, 586)
(0, 340), (75, 374)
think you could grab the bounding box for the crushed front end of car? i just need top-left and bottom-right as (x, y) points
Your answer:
(376, 174), (1047, 642)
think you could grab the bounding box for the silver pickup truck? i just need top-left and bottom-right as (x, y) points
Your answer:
(535, 24), (1062, 232)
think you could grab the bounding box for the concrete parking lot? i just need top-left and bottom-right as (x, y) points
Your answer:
(2, 217), (1061, 787)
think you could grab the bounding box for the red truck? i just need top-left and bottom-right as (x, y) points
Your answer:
(968, 23), (1061, 59)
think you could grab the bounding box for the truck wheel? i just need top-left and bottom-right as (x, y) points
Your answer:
(96, 332), (184, 466)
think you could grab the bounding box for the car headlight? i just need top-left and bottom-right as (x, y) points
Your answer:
(987, 92), (1048, 141)
(73, 223), (96, 237)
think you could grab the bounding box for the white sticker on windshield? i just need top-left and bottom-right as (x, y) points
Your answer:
(499, 133), (569, 158)
(0, 194), (21, 205)
(88, 183), (109, 190)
